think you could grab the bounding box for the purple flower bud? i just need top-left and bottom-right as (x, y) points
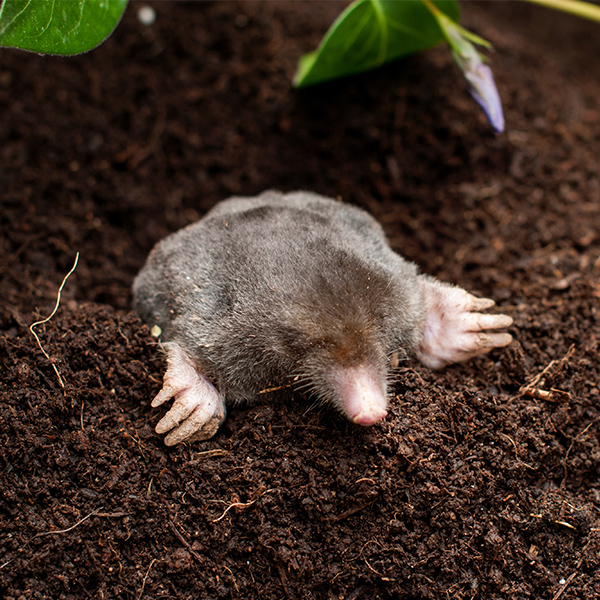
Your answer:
(425, 0), (505, 133)
(463, 59), (505, 133)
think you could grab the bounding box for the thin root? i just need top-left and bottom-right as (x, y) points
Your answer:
(212, 499), (257, 523)
(223, 564), (239, 593)
(29, 252), (80, 389)
(212, 488), (274, 523)
(499, 433), (536, 471)
(33, 505), (102, 539)
(137, 558), (157, 600)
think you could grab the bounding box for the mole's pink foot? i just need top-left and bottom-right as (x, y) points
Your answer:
(152, 343), (226, 446)
(416, 277), (513, 370)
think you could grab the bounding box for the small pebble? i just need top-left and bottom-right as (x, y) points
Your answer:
(137, 6), (156, 26)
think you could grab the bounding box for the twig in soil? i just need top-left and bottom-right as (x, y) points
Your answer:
(211, 487), (274, 522)
(188, 448), (229, 464)
(364, 559), (385, 578)
(529, 513), (576, 529)
(169, 518), (238, 591)
(552, 571), (577, 600)
(147, 477), (153, 500)
(137, 558), (157, 600)
(518, 344), (576, 401)
(499, 433), (536, 471)
(223, 564), (240, 594)
(276, 564), (289, 598)
(563, 418), (600, 464)
(561, 417), (600, 486)
(32, 505), (103, 538)
(168, 521), (204, 564)
(554, 520), (576, 529)
(29, 252), (80, 389)
(326, 498), (377, 522)
(120, 426), (149, 454)
(521, 388), (571, 402)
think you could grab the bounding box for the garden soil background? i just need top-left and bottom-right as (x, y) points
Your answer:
(1, 2), (600, 599)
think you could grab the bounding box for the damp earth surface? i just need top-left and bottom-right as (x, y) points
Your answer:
(1, 2), (599, 599)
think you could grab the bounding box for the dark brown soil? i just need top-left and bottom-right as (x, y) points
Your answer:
(1, 2), (599, 598)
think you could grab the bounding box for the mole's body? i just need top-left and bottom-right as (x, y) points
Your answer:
(133, 191), (513, 445)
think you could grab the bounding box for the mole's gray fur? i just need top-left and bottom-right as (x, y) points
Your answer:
(134, 190), (513, 445)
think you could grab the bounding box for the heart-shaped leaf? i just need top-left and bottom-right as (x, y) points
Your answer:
(0, 0), (128, 55)
(294, 0), (460, 87)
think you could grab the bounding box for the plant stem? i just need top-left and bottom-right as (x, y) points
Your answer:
(521, 0), (600, 23)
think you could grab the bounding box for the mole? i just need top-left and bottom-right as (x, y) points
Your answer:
(133, 190), (513, 446)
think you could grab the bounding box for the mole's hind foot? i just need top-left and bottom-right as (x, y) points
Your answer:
(416, 277), (513, 370)
(151, 343), (226, 446)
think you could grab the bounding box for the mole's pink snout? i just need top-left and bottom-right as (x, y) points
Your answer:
(334, 365), (388, 426)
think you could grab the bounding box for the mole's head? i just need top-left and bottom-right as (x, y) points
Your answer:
(279, 255), (397, 427)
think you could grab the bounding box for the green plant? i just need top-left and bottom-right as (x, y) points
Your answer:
(293, 0), (500, 130)
(2, 0), (600, 133)
(293, 0), (600, 132)
(0, 0), (127, 55)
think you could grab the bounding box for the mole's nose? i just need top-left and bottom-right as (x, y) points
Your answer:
(352, 406), (388, 426)
(333, 364), (388, 427)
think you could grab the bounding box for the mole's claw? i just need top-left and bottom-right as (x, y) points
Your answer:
(164, 407), (226, 446)
(463, 312), (513, 332)
(155, 391), (200, 434)
(417, 277), (514, 369)
(466, 295), (496, 312)
(151, 385), (175, 408)
(477, 331), (513, 349)
(151, 343), (226, 445)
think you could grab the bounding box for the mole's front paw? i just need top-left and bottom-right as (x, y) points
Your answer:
(152, 343), (226, 446)
(416, 278), (513, 369)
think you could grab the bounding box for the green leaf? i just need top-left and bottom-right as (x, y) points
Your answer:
(294, 0), (460, 88)
(0, 0), (128, 55)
